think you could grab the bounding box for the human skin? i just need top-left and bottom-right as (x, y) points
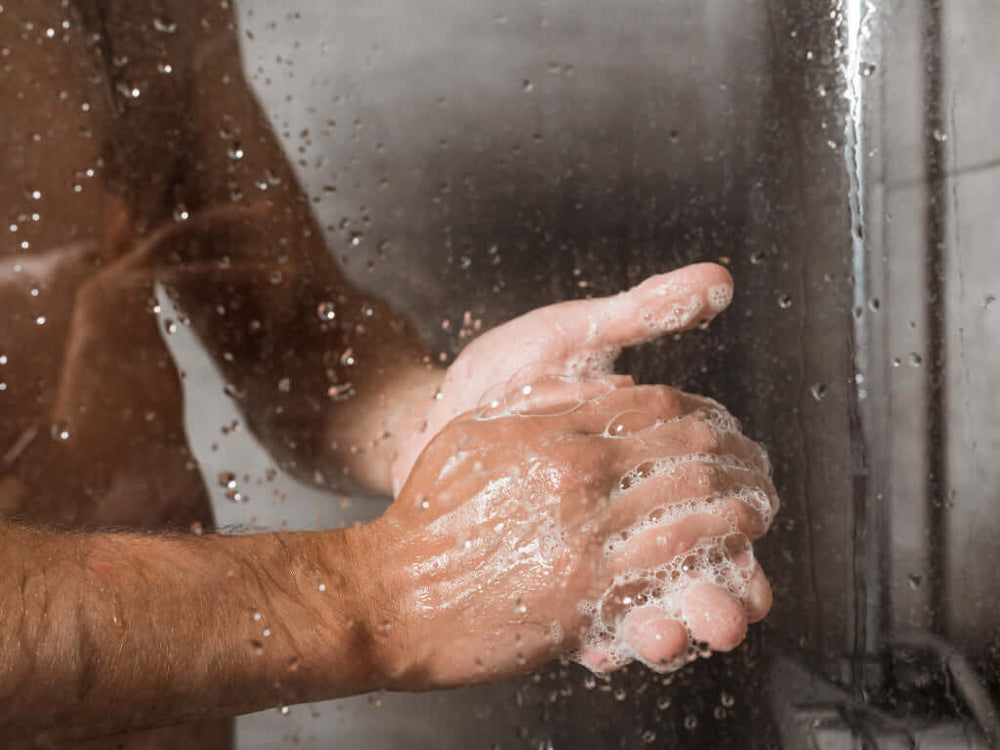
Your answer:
(0, 263), (777, 744)
(0, 1), (777, 745)
(0, 381), (775, 744)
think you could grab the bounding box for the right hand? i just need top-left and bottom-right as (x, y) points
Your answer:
(356, 378), (777, 690)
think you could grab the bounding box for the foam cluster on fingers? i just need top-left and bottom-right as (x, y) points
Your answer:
(578, 420), (774, 673)
(577, 491), (766, 673)
(466, 364), (775, 676)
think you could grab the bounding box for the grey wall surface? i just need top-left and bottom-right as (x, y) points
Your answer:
(873, 0), (1000, 665)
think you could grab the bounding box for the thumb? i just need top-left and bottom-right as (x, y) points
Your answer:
(585, 262), (734, 350)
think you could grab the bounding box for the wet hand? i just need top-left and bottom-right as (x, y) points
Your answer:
(357, 380), (776, 689)
(390, 262), (735, 495)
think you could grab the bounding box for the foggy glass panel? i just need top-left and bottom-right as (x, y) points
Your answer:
(2, 0), (997, 747)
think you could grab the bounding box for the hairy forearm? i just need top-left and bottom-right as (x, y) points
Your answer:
(0, 521), (382, 743)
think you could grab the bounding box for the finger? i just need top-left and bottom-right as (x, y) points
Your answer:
(609, 462), (778, 538)
(622, 607), (689, 668)
(478, 376), (618, 418)
(576, 643), (627, 674)
(682, 582), (747, 653)
(605, 374), (636, 389)
(608, 513), (733, 576)
(607, 420), (768, 478)
(503, 361), (634, 391)
(474, 366), (632, 420)
(566, 385), (721, 433)
(741, 563), (773, 624)
(590, 262), (734, 349)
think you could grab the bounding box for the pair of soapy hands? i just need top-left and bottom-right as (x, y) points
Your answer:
(358, 263), (777, 690)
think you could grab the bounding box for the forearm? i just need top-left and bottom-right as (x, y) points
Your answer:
(0, 521), (381, 743)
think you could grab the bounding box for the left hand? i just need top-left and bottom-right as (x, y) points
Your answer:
(389, 262), (735, 494)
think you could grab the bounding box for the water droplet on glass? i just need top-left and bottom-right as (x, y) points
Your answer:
(683, 714), (698, 730)
(721, 691), (735, 707)
(35, 315), (46, 326)
(223, 383), (245, 400)
(327, 382), (355, 401)
(152, 18), (177, 33)
(868, 297), (881, 312)
(908, 353), (922, 367)
(227, 142), (245, 160)
(164, 319), (177, 334)
(51, 423), (70, 441)
(278, 705), (290, 716)
(810, 383), (828, 402)
(317, 301), (336, 321)
(656, 695), (671, 710)
(932, 128), (948, 142)
(908, 574), (923, 590)
(860, 62), (876, 77)
(522, 79), (534, 92)
(349, 231), (363, 247)
(277, 377), (291, 393)
(173, 206), (190, 222)
(777, 294), (793, 309)
(984, 294), (995, 309)
(156, 62), (173, 74)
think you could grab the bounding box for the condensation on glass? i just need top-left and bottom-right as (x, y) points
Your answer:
(1, 0), (997, 747)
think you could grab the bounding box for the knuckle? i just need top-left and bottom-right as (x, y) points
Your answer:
(687, 419), (720, 454)
(684, 461), (720, 496)
(647, 386), (684, 419)
(723, 496), (768, 540)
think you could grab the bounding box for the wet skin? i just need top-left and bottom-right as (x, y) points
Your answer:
(0, 0), (776, 746)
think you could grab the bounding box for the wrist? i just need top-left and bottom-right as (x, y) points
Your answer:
(328, 361), (445, 496)
(335, 518), (418, 691)
(265, 527), (387, 700)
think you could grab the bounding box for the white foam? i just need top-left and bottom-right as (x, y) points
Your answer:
(707, 284), (734, 312)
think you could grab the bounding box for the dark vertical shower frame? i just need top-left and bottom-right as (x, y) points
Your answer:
(921, 0), (948, 638)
